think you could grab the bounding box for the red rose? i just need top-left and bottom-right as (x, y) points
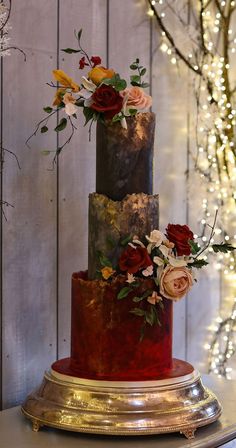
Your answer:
(91, 56), (101, 67)
(91, 85), (123, 119)
(79, 56), (89, 69)
(166, 224), (194, 256)
(119, 246), (153, 274)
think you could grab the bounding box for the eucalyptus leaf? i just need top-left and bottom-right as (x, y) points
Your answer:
(129, 308), (146, 317)
(117, 286), (132, 299)
(61, 48), (80, 54)
(43, 106), (53, 113)
(120, 234), (132, 247)
(54, 118), (67, 132)
(41, 126), (48, 133)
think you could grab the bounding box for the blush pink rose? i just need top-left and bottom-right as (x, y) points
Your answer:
(120, 86), (152, 111)
(159, 265), (194, 301)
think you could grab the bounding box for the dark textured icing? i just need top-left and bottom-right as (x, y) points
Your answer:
(96, 112), (155, 201)
(88, 192), (159, 279)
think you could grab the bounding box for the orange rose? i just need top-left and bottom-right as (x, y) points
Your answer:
(53, 88), (65, 106)
(159, 265), (193, 301)
(88, 66), (115, 85)
(101, 266), (115, 280)
(120, 86), (152, 111)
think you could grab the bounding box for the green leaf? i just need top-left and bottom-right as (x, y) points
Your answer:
(120, 235), (132, 247)
(99, 254), (112, 268)
(128, 109), (137, 116)
(41, 150), (51, 156)
(212, 243), (236, 253)
(141, 82), (150, 88)
(135, 58), (140, 63)
(41, 126), (48, 133)
(112, 113), (123, 123)
(130, 308), (146, 317)
(130, 63), (138, 70)
(145, 308), (155, 326)
(43, 106), (53, 113)
(61, 48), (80, 54)
(77, 29), (83, 41)
(133, 296), (145, 303)
(154, 277), (159, 287)
(130, 75), (141, 84)
(106, 235), (116, 249)
(115, 79), (127, 91)
(117, 286), (133, 299)
(83, 107), (94, 126)
(189, 239), (201, 255)
(188, 259), (209, 269)
(140, 67), (146, 76)
(54, 118), (67, 132)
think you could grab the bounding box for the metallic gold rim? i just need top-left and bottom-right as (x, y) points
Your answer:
(22, 368), (222, 438)
(50, 368), (199, 388)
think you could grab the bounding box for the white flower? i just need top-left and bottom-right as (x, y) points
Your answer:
(64, 102), (78, 116)
(126, 273), (135, 284)
(168, 256), (187, 267)
(132, 238), (145, 248)
(81, 76), (96, 92)
(146, 230), (164, 247)
(142, 265), (153, 277)
(121, 117), (127, 129)
(159, 244), (169, 258)
(79, 88), (93, 99)
(153, 256), (164, 266)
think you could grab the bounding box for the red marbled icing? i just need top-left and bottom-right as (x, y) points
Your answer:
(59, 271), (173, 381)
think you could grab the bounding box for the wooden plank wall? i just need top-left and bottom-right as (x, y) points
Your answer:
(0, 0), (221, 409)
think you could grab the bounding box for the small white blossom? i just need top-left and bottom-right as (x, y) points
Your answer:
(121, 117), (127, 129)
(146, 229), (164, 247)
(64, 102), (78, 116)
(153, 256), (164, 266)
(142, 265), (153, 277)
(126, 273), (135, 284)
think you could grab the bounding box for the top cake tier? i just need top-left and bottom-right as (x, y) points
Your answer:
(96, 112), (155, 201)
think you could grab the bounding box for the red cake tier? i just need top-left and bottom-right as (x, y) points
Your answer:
(60, 271), (173, 381)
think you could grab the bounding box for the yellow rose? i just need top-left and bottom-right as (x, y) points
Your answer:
(101, 266), (115, 280)
(52, 69), (80, 92)
(88, 66), (115, 85)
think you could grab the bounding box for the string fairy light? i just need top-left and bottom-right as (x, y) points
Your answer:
(147, 0), (236, 377)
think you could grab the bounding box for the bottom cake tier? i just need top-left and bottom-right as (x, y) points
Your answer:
(55, 271), (174, 381)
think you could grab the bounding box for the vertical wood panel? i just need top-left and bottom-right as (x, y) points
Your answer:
(58, 0), (107, 359)
(151, 14), (188, 360)
(2, 1), (58, 408)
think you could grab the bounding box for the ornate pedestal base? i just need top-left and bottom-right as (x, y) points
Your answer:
(22, 362), (221, 438)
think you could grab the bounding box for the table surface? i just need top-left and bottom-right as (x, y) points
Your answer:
(0, 375), (236, 448)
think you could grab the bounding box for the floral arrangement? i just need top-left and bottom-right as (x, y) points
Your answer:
(29, 29), (152, 159)
(97, 221), (235, 337)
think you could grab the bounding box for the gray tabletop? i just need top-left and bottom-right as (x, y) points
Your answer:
(0, 375), (236, 448)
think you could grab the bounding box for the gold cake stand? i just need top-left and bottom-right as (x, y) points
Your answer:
(21, 367), (221, 439)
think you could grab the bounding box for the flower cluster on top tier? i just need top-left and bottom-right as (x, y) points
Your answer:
(97, 222), (235, 332)
(35, 30), (152, 159)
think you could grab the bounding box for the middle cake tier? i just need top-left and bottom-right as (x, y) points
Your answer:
(88, 192), (159, 279)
